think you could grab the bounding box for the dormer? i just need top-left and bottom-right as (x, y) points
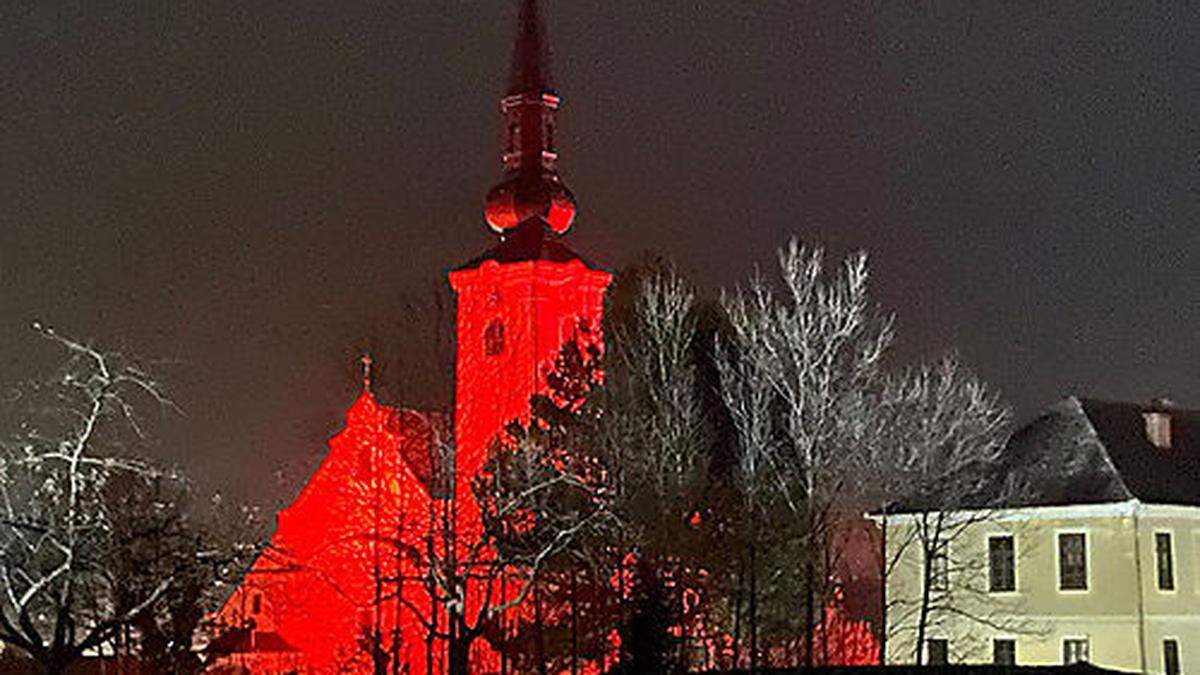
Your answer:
(1143, 399), (1174, 449)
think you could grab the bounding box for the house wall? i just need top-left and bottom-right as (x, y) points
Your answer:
(882, 502), (1200, 674)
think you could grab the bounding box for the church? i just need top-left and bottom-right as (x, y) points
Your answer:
(209, 1), (611, 672)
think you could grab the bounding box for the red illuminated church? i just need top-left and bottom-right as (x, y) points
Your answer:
(210, 1), (610, 672)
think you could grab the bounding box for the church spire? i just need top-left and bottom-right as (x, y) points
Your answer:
(484, 0), (577, 237)
(509, 0), (549, 96)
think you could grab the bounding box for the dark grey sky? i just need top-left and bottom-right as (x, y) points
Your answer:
(2, 1), (1198, 505)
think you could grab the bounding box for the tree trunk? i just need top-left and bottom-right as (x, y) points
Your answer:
(914, 516), (933, 665)
(878, 510), (888, 665)
(749, 542), (758, 674)
(570, 569), (579, 675)
(677, 564), (688, 671)
(42, 649), (77, 675)
(804, 558), (815, 668)
(914, 546), (931, 665)
(448, 632), (472, 675)
(731, 553), (744, 670)
(534, 581), (548, 675)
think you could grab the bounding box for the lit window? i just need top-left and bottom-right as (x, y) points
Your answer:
(1063, 638), (1089, 664)
(927, 639), (948, 665)
(929, 550), (948, 591)
(1163, 639), (1180, 675)
(1156, 532), (1175, 591)
(484, 319), (505, 356)
(993, 639), (1016, 666)
(1058, 533), (1087, 590)
(989, 535), (1015, 592)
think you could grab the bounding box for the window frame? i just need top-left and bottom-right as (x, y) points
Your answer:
(1155, 530), (1176, 592)
(1056, 530), (1089, 592)
(1163, 638), (1181, 675)
(993, 638), (1016, 666)
(926, 638), (949, 665)
(988, 534), (1016, 593)
(1062, 637), (1090, 665)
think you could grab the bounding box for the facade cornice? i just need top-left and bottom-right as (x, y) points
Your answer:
(869, 499), (1200, 525)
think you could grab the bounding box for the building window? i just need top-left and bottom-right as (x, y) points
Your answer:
(252, 593), (262, 615)
(1156, 532), (1175, 591)
(989, 535), (1015, 592)
(484, 319), (505, 356)
(1164, 639), (1180, 675)
(1058, 533), (1087, 590)
(927, 639), (948, 665)
(1063, 638), (1089, 664)
(993, 639), (1016, 666)
(929, 550), (949, 591)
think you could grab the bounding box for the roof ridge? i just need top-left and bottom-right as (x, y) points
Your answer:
(1071, 397), (1139, 503)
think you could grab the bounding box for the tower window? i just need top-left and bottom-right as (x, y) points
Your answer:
(252, 593), (262, 615)
(485, 319), (505, 356)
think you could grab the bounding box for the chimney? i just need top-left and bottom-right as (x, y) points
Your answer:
(1143, 398), (1174, 449)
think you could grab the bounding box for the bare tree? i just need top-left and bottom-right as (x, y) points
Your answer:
(714, 271), (777, 672)
(0, 324), (191, 674)
(344, 334), (614, 675)
(596, 268), (714, 673)
(867, 355), (1028, 664)
(717, 239), (893, 667)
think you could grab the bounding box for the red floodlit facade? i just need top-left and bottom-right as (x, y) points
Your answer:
(210, 0), (881, 671)
(211, 1), (611, 672)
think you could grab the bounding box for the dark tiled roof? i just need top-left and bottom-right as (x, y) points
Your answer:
(207, 627), (299, 655)
(389, 408), (452, 499)
(1002, 397), (1200, 508)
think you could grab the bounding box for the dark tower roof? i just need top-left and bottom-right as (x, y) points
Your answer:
(508, 0), (550, 96)
(483, 0), (578, 240)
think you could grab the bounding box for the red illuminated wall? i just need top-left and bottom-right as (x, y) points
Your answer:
(212, 253), (611, 674)
(212, 391), (447, 673)
(448, 257), (611, 481)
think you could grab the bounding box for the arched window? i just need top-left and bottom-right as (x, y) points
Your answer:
(484, 319), (505, 357)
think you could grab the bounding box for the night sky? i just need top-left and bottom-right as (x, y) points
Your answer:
(3, 1), (1198, 506)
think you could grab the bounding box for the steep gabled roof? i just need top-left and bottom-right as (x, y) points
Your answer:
(1002, 397), (1200, 508)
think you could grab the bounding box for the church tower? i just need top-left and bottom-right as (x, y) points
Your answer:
(448, 0), (611, 479)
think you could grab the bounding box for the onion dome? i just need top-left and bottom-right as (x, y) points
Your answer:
(485, 170), (576, 234)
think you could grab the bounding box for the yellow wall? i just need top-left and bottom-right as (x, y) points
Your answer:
(881, 501), (1200, 674)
